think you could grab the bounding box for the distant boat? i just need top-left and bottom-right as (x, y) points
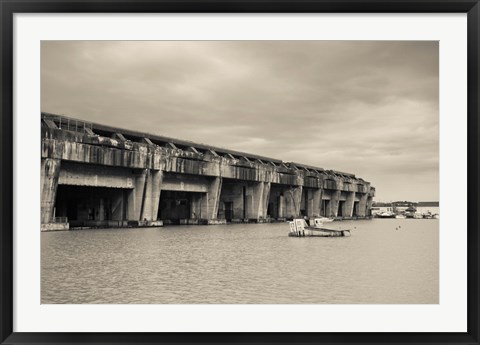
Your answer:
(405, 211), (439, 219)
(289, 219), (350, 237)
(376, 211), (396, 219)
(422, 212), (439, 219)
(395, 214), (406, 219)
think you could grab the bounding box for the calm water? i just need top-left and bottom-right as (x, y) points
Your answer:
(41, 219), (438, 304)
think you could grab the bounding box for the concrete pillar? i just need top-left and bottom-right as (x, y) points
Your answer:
(41, 158), (61, 224)
(138, 170), (153, 221)
(151, 171), (162, 221)
(244, 184), (256, 219)
(357, 193), (368, 217)
(285, 186), (302, 218)
(305, 188), (322, 217)
(201, 177), (222, 220)
(345, 191), (356, 217)
(247, 182), (271, 219)
(129, 169), (147, 220)
(329, 190), (341, 218)
(140, 170), (163, 221)
(311, 188), (322, 217)
(261, 182), (271, 219)
(278, 194), (285, 218)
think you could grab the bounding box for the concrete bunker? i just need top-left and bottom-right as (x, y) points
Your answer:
(40, 113), (375, 230)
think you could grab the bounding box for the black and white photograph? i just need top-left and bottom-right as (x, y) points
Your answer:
(40, 40), (439, 304)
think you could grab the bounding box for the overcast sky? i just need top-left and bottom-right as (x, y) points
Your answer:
(41, 41), (439, 202)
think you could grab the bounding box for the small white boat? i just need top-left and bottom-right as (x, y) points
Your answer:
(422, 211), (440, 219)
(289, 219), (350, 237)
(395, 214), (406, 219)
(376, 211), (396, 218)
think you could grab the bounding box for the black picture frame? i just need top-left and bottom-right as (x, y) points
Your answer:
(1, 1), (479, 344)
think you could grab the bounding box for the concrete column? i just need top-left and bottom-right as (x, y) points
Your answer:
(151, 171), (163, 221)
(247, 182), (271, 219)
(130, 169), (147, 220)
(311, 188), (322, 217)
(329, 190), (341, 218)
(141, 170), (163, 221)
(305, 188), (322, 217)
(285, 186), (302, 218)
(201, 177), (222, 220)
(244, 184), (256, 219)
(357, 193), (368, 217)
(261, 182), (271, 219)
(41, 158), (61, 224)
(278, 194), (285, 218)
(345, 191), (356, 217)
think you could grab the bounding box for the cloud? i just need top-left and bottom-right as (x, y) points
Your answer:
(41, 40), (439, 201)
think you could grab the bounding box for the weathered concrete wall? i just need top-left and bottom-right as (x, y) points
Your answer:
(58, 162), (134, 189)
(41, 158), (61, 224)
(42, 127), (374, 195)
(284, 186), (302, 218)
(162, 173), (209, 193)
(42, 138), (150, 169)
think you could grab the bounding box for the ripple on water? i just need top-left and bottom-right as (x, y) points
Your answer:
(41, 219), (439, 304)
